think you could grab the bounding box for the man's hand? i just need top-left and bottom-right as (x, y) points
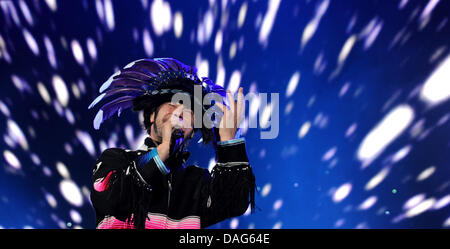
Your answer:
(215, 87), (245, 142)
(156, 143), (170, 161)
(157, 113), (180, 162)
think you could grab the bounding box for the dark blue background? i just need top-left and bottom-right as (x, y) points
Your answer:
(0, 0), (449, 229)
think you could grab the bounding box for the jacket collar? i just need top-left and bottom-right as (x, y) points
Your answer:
(138, 137), (160, 151)
(138, 136), (191, 166)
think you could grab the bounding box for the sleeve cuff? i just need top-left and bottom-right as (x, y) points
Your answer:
(217, 137), (245, 146)
(216, 137), (249, 163)
(137, 148), (170, 176)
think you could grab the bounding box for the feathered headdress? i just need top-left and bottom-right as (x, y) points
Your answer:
(88, 57), (227, 144)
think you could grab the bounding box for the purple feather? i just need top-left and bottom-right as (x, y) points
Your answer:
(132, 59), (165, 74)
(116, 69), (158, 82)
(159, 58), (183, 71)
(88, 93), (106, 109)
(99, 71), (121, 93)
(102, 77), (157, 92)
(202, 77), (226, 97)
(156, 58), (186, 73)
(93, 95), (135, 129)
(102, 87), (145, 100)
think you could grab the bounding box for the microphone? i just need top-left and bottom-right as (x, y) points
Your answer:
(172, 128), (184, 140)
(170, 128), (185, 156)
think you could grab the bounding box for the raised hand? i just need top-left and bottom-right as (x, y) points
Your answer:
(215, 87), (245, 142)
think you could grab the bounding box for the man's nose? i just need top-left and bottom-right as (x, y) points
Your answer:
(170, 113), (183, 128)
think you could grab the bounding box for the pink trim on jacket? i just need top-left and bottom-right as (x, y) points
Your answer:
(97, 213), (201, 229)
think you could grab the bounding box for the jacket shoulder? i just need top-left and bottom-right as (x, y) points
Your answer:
(97, 147), (132, 167)
(99, 147), (126, 158)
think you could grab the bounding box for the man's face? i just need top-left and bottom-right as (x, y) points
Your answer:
(151, 102), (194, 141)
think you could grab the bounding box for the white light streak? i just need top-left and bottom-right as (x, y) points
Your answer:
(365, 167), (390, 191)
(286, 72), (300, 98)
(357, 105), (414, 168)
(52, 75), (70, 107)
(333, 183), (352, 203)
(420, 54), (450, 105)
(259, 0), (281, 46)
(59, 180), (84, 207)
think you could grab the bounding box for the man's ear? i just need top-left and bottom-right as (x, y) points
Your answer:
(150, 112), (155, 123)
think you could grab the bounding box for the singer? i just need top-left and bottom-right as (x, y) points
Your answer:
(88, 58), (255, 229)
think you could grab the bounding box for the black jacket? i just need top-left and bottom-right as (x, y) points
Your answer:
(90, 137), (255, 229)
